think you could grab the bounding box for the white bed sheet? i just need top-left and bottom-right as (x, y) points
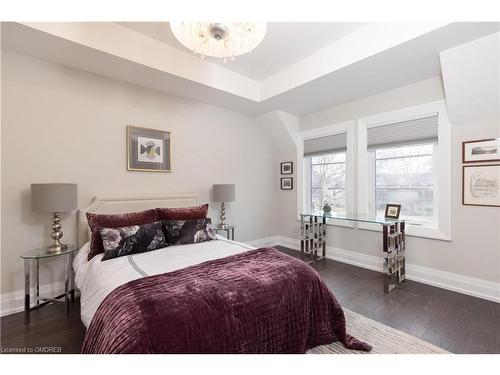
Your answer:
(74, 235), (255, 328)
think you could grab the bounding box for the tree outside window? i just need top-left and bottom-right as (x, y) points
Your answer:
(309, 152), (346, 213)
(373, 144), (434, 225)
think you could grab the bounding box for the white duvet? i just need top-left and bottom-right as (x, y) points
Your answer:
(73, 235), (255, 328)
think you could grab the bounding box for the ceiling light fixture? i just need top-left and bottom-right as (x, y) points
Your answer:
(170, 22), (266, 62)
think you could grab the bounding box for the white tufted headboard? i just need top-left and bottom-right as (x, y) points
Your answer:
(78, 194), (200, 247)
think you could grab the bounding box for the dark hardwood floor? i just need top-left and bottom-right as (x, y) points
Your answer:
(1, 296), (85, 354)
(1, 246), (499, 354)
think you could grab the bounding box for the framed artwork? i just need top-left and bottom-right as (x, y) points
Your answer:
(127, 126), (171, 172)
(462, 164), (500, 207)
(462, 139), (500, 163)
(281, 177), (293, 190)
(384, 204), (401, 219)
(281, 161), (293, 175)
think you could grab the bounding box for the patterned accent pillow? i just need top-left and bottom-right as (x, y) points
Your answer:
(156, 204), (209, 221)
(163, 218), (217, 246)
(100, 221), (167, 261)
(86, 209), (158, 261)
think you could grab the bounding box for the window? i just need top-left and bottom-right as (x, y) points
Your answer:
(365, 113), (439, 227)
(299, 102), (451, 239)
(369, 144), (436, 226)
(302, 131), (348, 214)
(308, 152), (347, 213)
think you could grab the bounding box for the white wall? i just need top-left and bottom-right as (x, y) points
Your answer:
(256, 112), (298, 233)
(440, 32), (500, 126)
(301, 76), (446, 130)
(1, 51), (278, 301)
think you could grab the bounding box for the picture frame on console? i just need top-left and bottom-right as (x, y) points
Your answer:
(384, 204), (401, 219)
(127, 125), (172, 172)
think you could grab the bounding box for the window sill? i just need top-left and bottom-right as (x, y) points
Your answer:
(357, 222), (451, 241)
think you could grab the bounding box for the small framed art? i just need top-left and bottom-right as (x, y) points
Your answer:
(384, 204), (401, 219)
(462, 139), (500, 163)
(462, 164), (500, 207)
(281, 177), (293, 190)
(127, 126), (171, 172)
(281, 161), (293, 175)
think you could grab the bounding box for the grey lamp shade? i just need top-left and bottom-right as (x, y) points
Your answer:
(212, 184), (235, 202)
(31, 183), (78, 213)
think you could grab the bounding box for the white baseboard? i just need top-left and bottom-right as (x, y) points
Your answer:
(0, 281), (67, 317)
(276, 235), (500, 304)
(2, 234), (497, 317)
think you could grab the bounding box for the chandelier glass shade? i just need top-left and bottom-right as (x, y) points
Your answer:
(170, 22), (267, 62)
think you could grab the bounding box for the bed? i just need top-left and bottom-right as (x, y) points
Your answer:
(75, 194), (370, 354)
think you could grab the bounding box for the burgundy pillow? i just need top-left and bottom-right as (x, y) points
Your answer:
(156, 203), (209, 221)
(86, 209), (157, 261)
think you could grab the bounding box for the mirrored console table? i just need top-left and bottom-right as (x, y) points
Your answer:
(300, 212), (406, 293)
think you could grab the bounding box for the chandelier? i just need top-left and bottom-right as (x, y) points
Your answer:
(170, 22), (267, 62)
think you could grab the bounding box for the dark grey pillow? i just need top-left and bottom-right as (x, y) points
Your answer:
(100, 221), (167, 261)
(163, 218), (217, 246)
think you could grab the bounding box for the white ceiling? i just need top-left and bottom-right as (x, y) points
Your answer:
(116, 22), (366, 80)
(3, 22), (500, 116)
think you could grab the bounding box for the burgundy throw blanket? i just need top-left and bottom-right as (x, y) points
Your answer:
(82, 247), (371, 354)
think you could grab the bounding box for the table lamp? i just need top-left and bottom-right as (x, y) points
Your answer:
(31, 183), (78, 253)
(212, 184), (235, 229)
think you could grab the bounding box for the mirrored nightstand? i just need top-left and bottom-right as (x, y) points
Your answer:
(20, 246), (78, 324)
(214, 225), (235, 241)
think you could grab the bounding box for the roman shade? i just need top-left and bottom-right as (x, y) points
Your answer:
(303, 132), (347, 157)
(367, 114), (438, 150)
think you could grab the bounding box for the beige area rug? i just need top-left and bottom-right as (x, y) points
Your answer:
(308, 309), (449, 354)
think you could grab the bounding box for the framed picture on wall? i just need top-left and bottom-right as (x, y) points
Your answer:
(281, 177), (293, 190)
(127, 126), (171, 172)
(462, 164), (500, 207)
(280, 161), (293, 174)
(462, 139), (500, 163)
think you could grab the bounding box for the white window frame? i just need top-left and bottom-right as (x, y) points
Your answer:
(298, 120), (355, 228)
(357, 101), (452, 240)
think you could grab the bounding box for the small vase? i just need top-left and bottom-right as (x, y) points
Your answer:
(322, 204), (332, 213)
